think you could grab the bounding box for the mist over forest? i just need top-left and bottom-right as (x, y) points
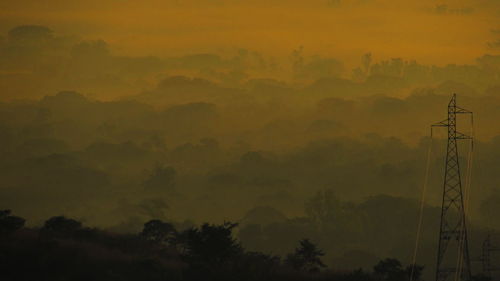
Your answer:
(1, 15), (500, 280)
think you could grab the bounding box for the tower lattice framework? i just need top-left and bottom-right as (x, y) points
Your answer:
(480, 235), (500, 279)
(433, 94), (473, 281)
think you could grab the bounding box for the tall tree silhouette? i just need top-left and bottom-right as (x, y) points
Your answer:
(176, 222), (242, 265)
(285, 238), (326, 273)
(141, 219), (177, 245)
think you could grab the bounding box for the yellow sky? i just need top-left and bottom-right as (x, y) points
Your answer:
(0, 0), (499, 67)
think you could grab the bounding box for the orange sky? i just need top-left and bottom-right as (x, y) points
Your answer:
(0, 0), (499, 68)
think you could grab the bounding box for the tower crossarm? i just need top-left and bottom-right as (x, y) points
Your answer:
(455, 106), (472, 114)
(455, 131), (472, 140)
(432, 119), (450, 127)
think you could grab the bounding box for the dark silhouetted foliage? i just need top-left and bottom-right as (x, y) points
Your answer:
(373, 258), (422, 281)
(42, 216), (82, 233)
(0, 210), (25, 235)
(141, 219), (177, 244)
(0, 211), (425, 281)
(176, 222), (242, 265)
(285, 238), (326, 273)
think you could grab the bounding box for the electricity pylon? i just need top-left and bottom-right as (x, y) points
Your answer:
(480, 235), (500, 279)
(432, 94), (473, 281)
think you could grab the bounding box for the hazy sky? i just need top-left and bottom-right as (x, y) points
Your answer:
(1, 0), (499, 68)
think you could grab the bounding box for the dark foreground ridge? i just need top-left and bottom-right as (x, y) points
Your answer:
(0, 209), (433, 281)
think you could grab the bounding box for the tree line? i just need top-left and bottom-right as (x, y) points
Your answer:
(0, 209), (430, 281)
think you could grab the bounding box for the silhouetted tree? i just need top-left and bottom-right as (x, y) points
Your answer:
(141, 219), (176, 245)
(175, 222), (243, 280)
(0, 209), (25, 235)
(176, 222), (242, 265)
(285, 238), (326, 273)
(42, 216), (82, 234)
(373, 258), (408, 281)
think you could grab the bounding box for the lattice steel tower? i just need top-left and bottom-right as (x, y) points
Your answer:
(432, 94), (473, 281)
(480, 235), (500, 279)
